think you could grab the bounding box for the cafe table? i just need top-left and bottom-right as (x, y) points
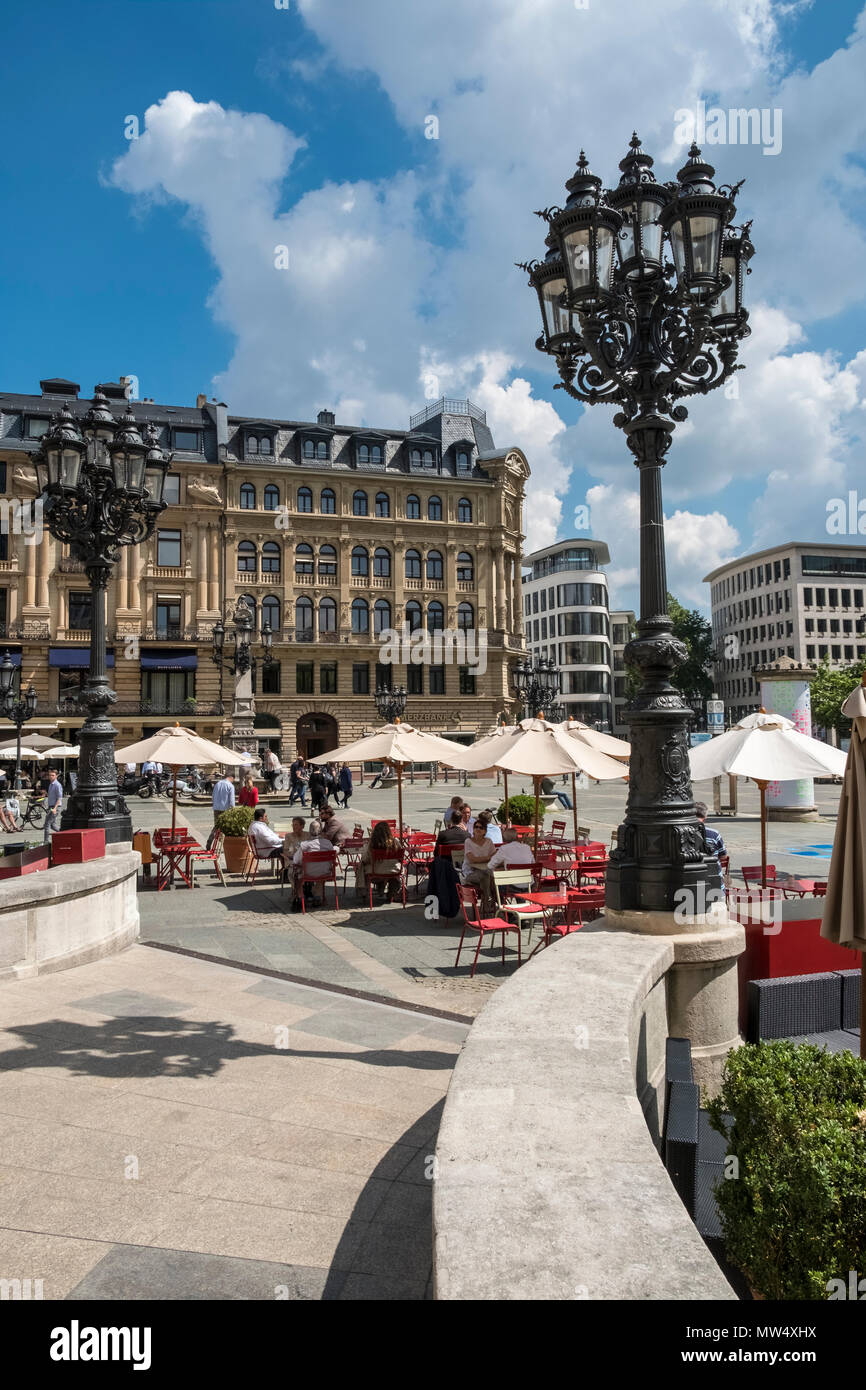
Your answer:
(514, 888), (576, 956)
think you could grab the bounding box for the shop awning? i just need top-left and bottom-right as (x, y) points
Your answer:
(49, 648), (115, 669)
(140, 650), (198, 671)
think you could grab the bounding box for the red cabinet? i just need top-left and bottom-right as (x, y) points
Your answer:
(50, 829), (106, 864)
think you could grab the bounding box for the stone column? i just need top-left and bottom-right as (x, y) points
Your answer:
(495, 550), (507, 630)
(755, 657), (819, 821)
(117, 545), (129, 611)
(198, 526), (208, 613)
(128, 545), (142, 614)
(23, 538), (36, 608)
(512, 552), (523, 637)
(36, 533), (52, 609)
(209, 526), (220, 612)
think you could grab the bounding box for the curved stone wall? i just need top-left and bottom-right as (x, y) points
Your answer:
(433, 926), (735, 1300)
(0, 849), (140, 981)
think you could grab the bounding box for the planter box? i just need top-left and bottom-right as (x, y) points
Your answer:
(735, 895), (857, 1031)
(51, 829), (106, 865)
(0, 845), (51, 879)
(222, 836), (251, 875)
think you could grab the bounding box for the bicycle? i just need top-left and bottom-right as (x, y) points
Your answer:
(6, 791), (48, 831)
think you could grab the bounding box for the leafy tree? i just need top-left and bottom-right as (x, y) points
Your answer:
(810, 656), (866, 735)
(666, 593), (715, 700)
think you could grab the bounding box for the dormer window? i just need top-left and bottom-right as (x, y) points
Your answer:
(409, 439), (438, 469)
(246, 433), (273, 457)
(302, 437), (329, 461)
(26, 417), (50, 439)
(173, 428), (202, 452)
(354, 435), (386, 467)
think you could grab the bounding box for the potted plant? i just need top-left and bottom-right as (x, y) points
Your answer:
(707, 1040), (866, 1300)
(215, 804), (254, 874)
(497, 794), (536, 826)
(182, 696), (197, 715)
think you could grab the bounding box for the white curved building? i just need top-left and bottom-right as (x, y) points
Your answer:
(521, 539), (614, 728)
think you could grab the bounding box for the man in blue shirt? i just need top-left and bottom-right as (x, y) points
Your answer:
(211, 773), (235, 825)
(44, 767), (63, 843)
(694, 802), (727, 862)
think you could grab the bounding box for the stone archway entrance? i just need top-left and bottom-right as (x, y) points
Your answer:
(296, 712), (339, 761)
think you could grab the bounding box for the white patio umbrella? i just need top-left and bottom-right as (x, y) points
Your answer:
(557, 718), (631, 839)
(307, 720), (466, 838)
(114, 725), (248, 833)
(42, 743), (80, 759)
(0, 745), (45, 760)
(439, 716), (628, 851)
(688, 709), (848, 887)
(820, 678), (866, 1057)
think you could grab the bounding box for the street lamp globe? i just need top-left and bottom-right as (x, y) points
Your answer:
(658, 144), (736, 301)
(607, 134), (669, 280)
(24, 684), (37, 719)
(36, 404), (86, 495)
(0, 654), (16, 701)
(549, 152), (622, 310)
(108, 408), (148, 496)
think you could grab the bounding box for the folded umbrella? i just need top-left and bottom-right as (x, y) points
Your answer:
(820, 679), (866, 1057)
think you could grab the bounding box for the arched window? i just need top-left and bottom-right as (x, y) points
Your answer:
(318, 544), (337, 578)
(297, 487), (313, 513)
(405, 548), (421, 580)
(406, 494), (420, 519)
(353, 490), (368, 516)
(358, 443), (369, 464)
(457, 450), (470, 472)
(316, 441), (327, 460)
(426, 549), (444, 581)
(373, 547), (391, 578)
(237, 541), (256, 574)
(457, 551), (474, 582)
(428, 495), (442, 521)
(351, 545), (369, 577)
(295, 543), (314, 576)
(410, 448), (421, 466)
(457, 497), (472, 523)
(319, 596), (337, 633)
(373, 599), (391, 635)
(247, 436), (259, 456)
(351, 598), (369, 633)
(422, 450), (433, 467)
(457, 601), (474, 630)
(371, 444), (383, 464)
(263, 483), (280, 511)
(240, 482), (256, 510)
(303, 439), (315, 459)
(321, 487), (336, 514)
(427, 600), (444, 632)
(259, 436), (272, 456)
(405, 600), (423, 632)
(375, 492), (390, 518)
(262, 541), (281, 574)
(295, 596), (313, 635)
(262, 595), (281, 631)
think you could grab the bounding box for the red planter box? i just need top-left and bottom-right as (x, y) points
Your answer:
(0, 846), (51, 879)
(736, 896), (858, 1030)
(50, 829), (106, 864)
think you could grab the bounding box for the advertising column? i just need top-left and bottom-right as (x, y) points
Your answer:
(754, 657), (818, 821)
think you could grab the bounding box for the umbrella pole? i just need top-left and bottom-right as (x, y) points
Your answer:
(571, 772), (578, 842)
(757, 780), (767, 890)
(503, 770), (509, 827)
(533, 776), (540, 857)
(171, 765), (178, 835)
(396, 763), (404, 847)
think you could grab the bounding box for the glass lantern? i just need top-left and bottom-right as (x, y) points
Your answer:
(608, 134), (670, 279)
(659, 145), (734, 301)
(551, 153), (622, 310)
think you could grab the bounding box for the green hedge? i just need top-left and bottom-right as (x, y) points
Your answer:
(215, 805), (255, 838)
(706, 1041), (866, 1300)
(496, 794), (537, 826)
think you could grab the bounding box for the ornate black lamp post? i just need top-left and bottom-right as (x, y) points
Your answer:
(210, 601), (275, 677)
(34, 396), (171, 844)
(512, 655), (562, 719)
(375, 683), (407, 724)
(520, 136), (753, 912)
(0, 655), (38, 788)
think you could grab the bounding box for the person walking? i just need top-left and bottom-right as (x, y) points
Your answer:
(211, 771), (235, 825)
(43, 767), (63, 843)
(263, 746), (281, 793)
(308, 765), (327, 811)
(238, 773), (259, 809)
(289, 755), (308, 806)
(338, 762), (353, 810)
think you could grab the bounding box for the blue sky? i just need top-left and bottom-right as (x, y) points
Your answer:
(1, 0), (864, 614)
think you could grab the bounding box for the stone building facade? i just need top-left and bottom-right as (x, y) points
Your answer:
(0, 379), (528, 758)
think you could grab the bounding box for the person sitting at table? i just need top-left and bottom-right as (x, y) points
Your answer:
(319, 804), (349, 847)
(238, 772), (259, 808)
(290, 819), (337, 910)
(282, 815), (310, 860)
(443, 795), (464, 825)
(249, 807), (284, 866)
(435, 811), (469, 851)
(355, 820), (402, 902)
(461, 817), (497, 910)
(488, 826), (535, 869)
(479, 809), (503, 845)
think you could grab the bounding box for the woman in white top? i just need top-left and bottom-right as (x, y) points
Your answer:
(462, 817), (496, 911)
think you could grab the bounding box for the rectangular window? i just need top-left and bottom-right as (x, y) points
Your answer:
(842, 589), (851, 607)
(815, 588), (826, 607)
(856, 590), (864, 607)
(69, 591), (92, 629)
(26, 417), (49, 439)
(142, 670), (194, 710)
(375, 662), (392, 693)
(774, 561), (781, 581)
(320, 662), (337, 694)
(352, 663), (369, 695)
(162, 474), (180, 506)
(430, 665), (446, 695)
(806, 645), (815, 660)
(157, 529), (181, 567)
(296, 662), (314, 694)
(0, 587), (6, 635)
(783, 558), (791, 579)
(407, 665), (423, 695)
(458, 667), (476, 696)
(845, 645), (854, 660)
(532, 593), (538, 614)
(803, 587), (813, 606)
(155, 599), (182, 638)
(829, 588), (839, 607)
(540, 591), (547, 612)
(262, 662), (281, 694)
(540, 617), (548, 639)
(173, 429), (201, 451)
(0, 463), (6, 492)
